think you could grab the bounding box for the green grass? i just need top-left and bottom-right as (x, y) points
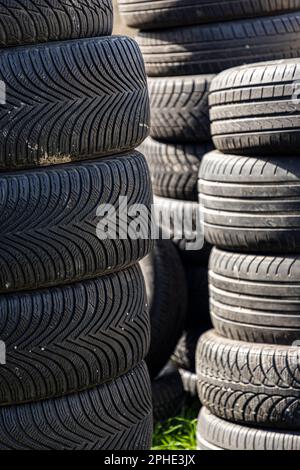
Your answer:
(152, 400), (199, 451)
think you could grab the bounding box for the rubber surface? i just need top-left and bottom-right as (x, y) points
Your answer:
(0, 152), (153, 293)
(140, 240), (187, 379)
(0, 362), (153, 450)
(141, 138), (213, 201)
(210, 58), (300, 155)
(0, 265), (150, 405)
(179, 369), (198, 397)
(210, 247), (300, 344)
(197, 331), (300, 429)
(137, 12), (300, 77)
(0, 36), (149, 170)
(152, 364), (185, 423)
(154, 196), (204, 254)
(197, 407), (300, 450)
(172, 265), (210, 372)
(199, 151), (300, 252)
(118, 0), (300, 30)
(148, 75), (213, 143)
(0, 0), (113, 47)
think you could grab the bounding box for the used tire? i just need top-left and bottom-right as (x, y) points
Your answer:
(140, 240), (187, 379)
(148, 75), (213, 143)
(152, 364), (185, 423)
(154, 196), (205, 257)
(137, 12), (300, 77)
(0, 265), (150, 405)
(173, 327), (208, 373)
(0, 0), (113, 47)
(197, 330), (300, 429)
(179, 369), (198, 397)
(210, 59), (300, 155)
(199, 151), (300, 252)
(141, 138), (213, 201)
(198, 407), (300, 450)
(0, 362), (153, 450)
(118, 0), (300, 30)
(172, 265), (211, 373)
(0, 36), (149, 170)
(0, 152), (153, 293)
(210, 248), (300, 344)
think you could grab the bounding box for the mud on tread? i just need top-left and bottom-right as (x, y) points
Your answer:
(0, 36), (149, 170)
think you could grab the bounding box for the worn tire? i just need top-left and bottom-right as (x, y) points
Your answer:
(197, 407), (300, 450)
(152, 364), (185, 423)
(0, 152), (153, 293)
(118, 0), (300, 30)
(172, 265), (210, 372)
(210, 59), (300, 155)
(137, 12), (300, 77)
(173, 327), (207, 373)
(154, 196), (204, 256)
(0, 265), (150, 405)
(210, 248), (300, 344)
(0, 362), (153, 450)
(0, 0), (113, 48)
(140, 240), (187, 379)
(0, 36), (149, 170)
(197, 331), (300, 429)
(199, 151), (300, 252)
(148, 75), (213, 143)
(179, 369), (198, 397)
(140, 138), (213, 201)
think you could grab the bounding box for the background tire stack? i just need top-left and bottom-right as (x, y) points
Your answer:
(197, 58), (300, 450)
(118, 0), (300, 416)
(0, 0), (154, 450)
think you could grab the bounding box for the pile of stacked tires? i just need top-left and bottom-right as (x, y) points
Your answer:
(118, 0), (300, 417)
(197, 58), (300, 450)
(0, 0), (154, 450)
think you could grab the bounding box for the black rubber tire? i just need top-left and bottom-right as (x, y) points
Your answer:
(171, 265), (211, 372)
(0, 36), (149, 170)
(148, 75), (213, 143)
(179, 369), (198, 397)
(210, 248), (300, 344)
(197, 407), (300, 451)
(0, 362), (153, 450)
(0, 152), (153, 294)
(140, 138), (213, 201)
(137, 12), (300, 77)
(0, 265), (150, 405)
(140, 240), (187, 379)
(210, 59), (300, 155)
(199, 150), (300, 252)
(172, 327), (207, 373)
(197, 330), (300, 430)
(152, 364), (185, 423)
(0, 0), (113, 48)
(118, 0), (300, 30)
(154, 196), (205, 255)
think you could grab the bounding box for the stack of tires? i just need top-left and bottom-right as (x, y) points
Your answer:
(197, 59), (300, 450)
(118, 0), (300, 405)
(0, 0), (154, 450)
